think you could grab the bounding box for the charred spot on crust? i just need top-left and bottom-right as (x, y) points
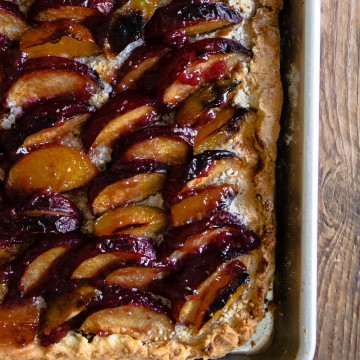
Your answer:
(108, 12), (144, 54)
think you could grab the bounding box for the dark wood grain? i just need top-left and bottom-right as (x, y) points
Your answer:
(316, 0), (359, 359)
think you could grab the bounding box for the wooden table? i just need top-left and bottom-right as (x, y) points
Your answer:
(316, 0), (359, 359)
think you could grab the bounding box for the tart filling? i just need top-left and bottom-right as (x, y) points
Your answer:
(0, 0), (282, 359)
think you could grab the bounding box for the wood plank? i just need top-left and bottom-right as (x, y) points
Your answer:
(316, 0), (359, 358)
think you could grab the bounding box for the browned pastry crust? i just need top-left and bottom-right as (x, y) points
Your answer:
(0, 0), (283, 358)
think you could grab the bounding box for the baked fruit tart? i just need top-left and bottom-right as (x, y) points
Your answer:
(0, 0), (282, 358)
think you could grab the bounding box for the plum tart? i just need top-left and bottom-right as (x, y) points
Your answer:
(0, 0), (282, 359)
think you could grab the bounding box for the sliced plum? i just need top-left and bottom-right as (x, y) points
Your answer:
(89, 160), (170, 215)
(145, 1), (242, 45)
(0, 191), (82, 236)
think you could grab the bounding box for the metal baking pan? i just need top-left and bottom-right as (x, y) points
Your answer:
(224, 0), (320, 358)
